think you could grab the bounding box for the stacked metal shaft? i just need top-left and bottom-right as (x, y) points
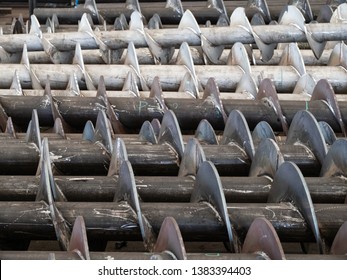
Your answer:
(0, 0), (346, 260)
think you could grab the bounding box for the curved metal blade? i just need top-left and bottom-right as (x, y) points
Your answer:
(242, 217), (285, 260)
(158, 110), (185, 160)
(203, 78), (227, 123)
(139, 121), (157, 144)
(311, 79), (347, 137)
(330, 221), (347, 255)
(256, 78), (288, 134)
(319, 121), (337, 145)
(191, 161), (240, 253)
(25, 109), (41, 149)
(178, 138), (206, 177)
(249, 138), (284, 178)
(93, 111), (113, 153)
(269, 161), (324, 253)
(154, 217), (187, 260)
(69, 216), (90, 260)
(108, 138), (129, 177)
(320, 139), (347, 177)
(252, 121), (276, 146)
(195, 119), (218, 144)
(114, 161), (156, 251)
(286, 110), (327, 165)
(221, 110), (255, 160)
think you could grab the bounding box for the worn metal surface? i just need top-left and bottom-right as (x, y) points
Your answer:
(1, 64), (347, 92)
(0, 172), (346, 203)
(1, 107), (339, 177)
(2, 12), (347, 54)
(1, 0), (346, 261)
(0, 93), (346, 132)
(32, 0), (338, 24)
(0, 201), (346, 242)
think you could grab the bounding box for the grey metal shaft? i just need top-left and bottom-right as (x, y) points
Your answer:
(1, 23), (347, 52)
(2, 88), (347, 101)
(0, 175), (345, 204)
(32, 1), (337, 24)
(1, 95), (346, 132)
(0, 64), (347, 93)
(0, 141), (180, 176)
(0, 140), (322, 176)
(0, 48), (333, 66)
(0, 201), (345, 242)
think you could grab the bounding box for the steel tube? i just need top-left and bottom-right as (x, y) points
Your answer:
(1, 23), (347, 53)
(0, 141), (180, 176)
(0, 201), (345, 242)
(0, 48), (333, 66)
(1, 88), (347, 100)
(0, 65), (346, 93)
(0, 138), (321, 176)
(35, 7), (99, 24)
(0, 96), (345, 131)
(33, 1), (337, 24)
(33, 7), (220, 25)
(0, 175), (345, 204)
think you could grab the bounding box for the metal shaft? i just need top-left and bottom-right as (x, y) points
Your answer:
(0, 201), (345, 242)
(0, 96), (345, 132)
(0, 140), (180, 176)
(0, 48), (334, 66)
(0, 175), (345, 204)
(0, 137), (325, 176)
(33, 0), (337, 24)
(2, 23), (347, 53)
(0, 64), (347, 93)
(2, 88), (347, 101)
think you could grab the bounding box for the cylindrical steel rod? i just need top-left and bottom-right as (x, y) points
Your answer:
(0, 140), (180, 176)
(0, 65), (346, 93)
(0, 175), (345, 204)
(0, 96), (345, 132)
(0, 201), (345, 242)
(33, 2), (337, 24)
(0, 48), (333, 66)
(1, 23), (347, 53)
(0, 139), (321, 176)
(2, 88), (347, 100)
